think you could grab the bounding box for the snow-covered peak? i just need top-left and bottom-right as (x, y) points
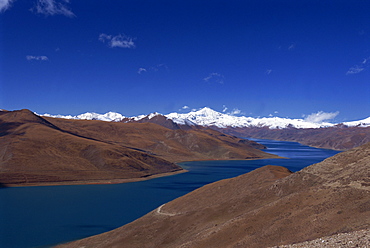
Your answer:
(190, 107), (223, 118)
(41, 111), (165, 123)
(41, 112), (125, 122)
(147, 112), (161, 119)
(126, 112), (162, 122)
(343, 117), (370, 127)
(77, 112), (125, 121)
(42, 113), (76, 119)
(130, 114), (147, 121)
(165, 108), (334, 129)
(166, 107), (224, 126)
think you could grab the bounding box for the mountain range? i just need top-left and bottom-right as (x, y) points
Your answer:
(41, 107), (370, 150)
(41, 107), (370, 129)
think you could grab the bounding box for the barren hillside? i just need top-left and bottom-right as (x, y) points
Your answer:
(215, 126), (370, 150)
(57, 142), (370, 248)
(0, 109), (275, 186)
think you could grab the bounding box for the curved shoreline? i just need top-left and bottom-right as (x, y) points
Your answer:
(2, 169), (188, 188)
(3, 154), (284, 188)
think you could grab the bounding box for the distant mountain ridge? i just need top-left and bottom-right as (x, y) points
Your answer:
(40, 107), (370, 129)
(40, 108), (370, 151)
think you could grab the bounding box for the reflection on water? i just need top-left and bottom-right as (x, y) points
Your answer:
(0, 139), (340, 248)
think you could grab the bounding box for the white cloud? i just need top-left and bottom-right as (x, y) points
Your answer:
(150, 64), (168, 72)
(0, 0), (14, 12)
(137, 64), (168, 74)
(265, 69), (272, 75)
(98, 33), (111, 41)
(346, 66), (364, 75)
(222, 105), (228, 113)
(269, 111), (279, 117)
(227, 108), (243, 116)
(26, 55), (49, 61)
(99, 33), (135, 49)
(304, 111), (339, 123)
(203, 72), (224, 84)
(178, 105), (190, 111)
(346, 56), (370, 75)
(32, 0), (75, 17)
(137, 68), (147, 74)
(288, 43), (295, 50)
(222, 105), (243, 116)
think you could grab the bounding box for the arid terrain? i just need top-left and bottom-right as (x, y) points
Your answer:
(57, 141), (370, 248)
(0, 109), (276, 186)
(120, 112), (370, 151)
(213, 126), (370, 151)
(270, 229), (370, 247)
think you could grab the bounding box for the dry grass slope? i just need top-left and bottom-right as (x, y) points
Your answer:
(216, 126), (370, 150)
(0, 109), (181, 186)
(57, 142), (370, 248)
(0, 109), (276, 186)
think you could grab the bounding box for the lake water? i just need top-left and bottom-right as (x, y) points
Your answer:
(0, 139), (340, 248)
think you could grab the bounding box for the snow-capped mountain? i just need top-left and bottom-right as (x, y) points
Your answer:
(42, 111), (125, 122)
(343, 117), (370, 127)
(166, 107), (336, 129)
(39, 107), (370, 129)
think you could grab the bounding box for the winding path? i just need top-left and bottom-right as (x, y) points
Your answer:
(156, 204), (176, 216)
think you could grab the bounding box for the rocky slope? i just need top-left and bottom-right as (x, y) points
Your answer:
(270, 229), (370, 248)
(57, 142), (370, 248)
(0, 109), (275, 186)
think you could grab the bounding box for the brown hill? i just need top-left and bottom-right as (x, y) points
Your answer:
(44, 116), (272, 163)
(121, 114), (193, 130)
(270, 229), (370, 247)
(0, 109), (181, 186)
(0, 109), (275, 186)
(118, 113), (370, 151)
(57, 142), (370, 248)
(214, 126), (370, 150)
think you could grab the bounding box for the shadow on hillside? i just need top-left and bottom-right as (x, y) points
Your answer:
(0, 182), (8, 188)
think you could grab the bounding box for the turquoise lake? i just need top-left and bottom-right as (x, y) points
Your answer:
(0, 139), (340, 248)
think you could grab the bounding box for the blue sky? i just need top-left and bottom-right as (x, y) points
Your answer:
(1, 0), (369, 121)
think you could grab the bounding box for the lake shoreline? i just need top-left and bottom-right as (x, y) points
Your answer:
(3, 154), (285, 188)
(0, 139), (340, 248)
(2, 169), (188, 188)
